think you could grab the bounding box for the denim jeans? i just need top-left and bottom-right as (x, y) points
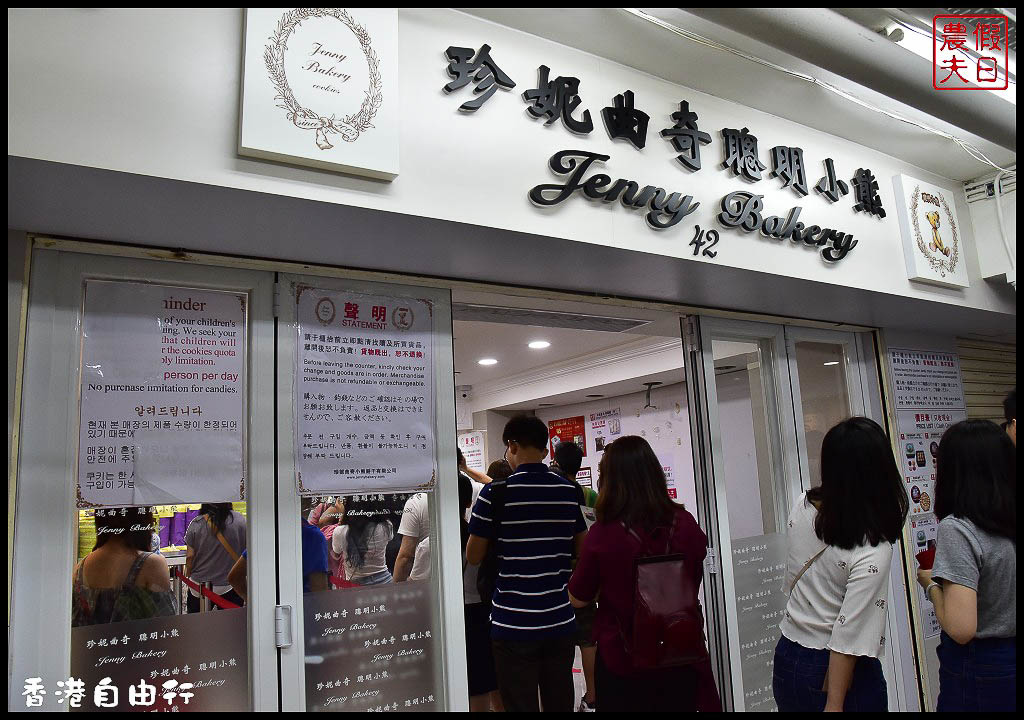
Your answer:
(772, 634), (887, 712)
(936, 631), (1016, 712)
(355, 569), (393, 586)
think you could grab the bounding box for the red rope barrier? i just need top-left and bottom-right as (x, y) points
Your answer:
(173, 568), (241, 609)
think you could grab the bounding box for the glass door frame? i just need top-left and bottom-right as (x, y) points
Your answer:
(683, 315), (803, 712)
(275, 272), (468, 712)
(8, 246), (280, 710)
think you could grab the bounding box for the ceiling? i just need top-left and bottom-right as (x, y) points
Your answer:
(459, 8), (1015, 180)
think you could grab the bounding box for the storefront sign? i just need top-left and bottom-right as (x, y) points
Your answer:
(887, 347), (967, 640)
(294, 285), (436, 495)
(892, 174), (969, 288)
(240, 8), (399, 180)
(304, 582), (438, 712)
(732, 532), (788, 712)
(446, 46), (885, 265)
(77, 281), (247, 507)
(69, 608), (248, 711)
(457, 431), (486, 472)
(575, 467), (593, 488)
(548, 415), (586, 457)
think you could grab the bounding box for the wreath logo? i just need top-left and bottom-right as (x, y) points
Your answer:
(908, 186), (960, 278)
(264, 8), (383, 151)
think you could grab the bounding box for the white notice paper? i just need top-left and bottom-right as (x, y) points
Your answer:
(77, 281), (247, 506)
(295, 285), (436, 495)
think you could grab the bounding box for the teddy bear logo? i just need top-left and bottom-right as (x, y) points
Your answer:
(925, 211), (951, 257)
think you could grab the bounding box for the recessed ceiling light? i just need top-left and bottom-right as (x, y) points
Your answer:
(528, 340), (551, 349)
(477, 358), (498, 366)
(823, 361), (840, 366)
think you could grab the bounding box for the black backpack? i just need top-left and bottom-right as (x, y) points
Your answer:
(475, 480), (507, 604)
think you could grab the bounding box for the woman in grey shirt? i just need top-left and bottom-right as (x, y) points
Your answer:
(917, 420), (1015, 712)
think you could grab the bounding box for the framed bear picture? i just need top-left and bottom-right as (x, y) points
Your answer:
(892, 174), (970, 288)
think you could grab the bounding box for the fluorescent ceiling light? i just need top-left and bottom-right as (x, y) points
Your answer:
(528, 340), (551, 349)
(823, 361), (840, 366)
(477, 358), (498, 366)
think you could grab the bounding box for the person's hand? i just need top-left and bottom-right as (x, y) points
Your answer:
(916, 568), (933, 591)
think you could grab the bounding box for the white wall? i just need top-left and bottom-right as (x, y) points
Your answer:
(6, 8), (1014, 319)
(535, 383), (697, 512)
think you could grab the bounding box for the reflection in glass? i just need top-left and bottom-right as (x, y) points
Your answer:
(793, 342), (850, 488)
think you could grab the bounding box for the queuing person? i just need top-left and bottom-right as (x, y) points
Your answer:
(183, 503), (246, 612)
(459, 447), (492, 485)
(308, 497), (345, 529)
(460, 449), (502, 712)
(331, 495), (394, 585)
(1002, 388), (1016, 445)
(568, 436), (711, 713)
(227, 513), (329, 600)
(486, 457), (513, 482)
(916, 419), (1015, 712)
(774, 417), (908, 712)
(467, 415), (587, 713)
(72, 507), (177, 626)
(394, 492), (431, 582)
(552, 441), (598, 712)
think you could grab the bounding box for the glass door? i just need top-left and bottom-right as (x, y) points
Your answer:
(10, 248), (279, 711)
(684, 317), (802, 712)
(275, 273), (466, 712)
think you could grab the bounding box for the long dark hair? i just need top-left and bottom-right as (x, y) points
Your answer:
(199, 503), (234, 534)
(94, 507), (157, 552)
(595, 435), (675, 533)
(343, 496), (392, 568)
(934, 420), (1015, 542)
(808, 417), (908, 549)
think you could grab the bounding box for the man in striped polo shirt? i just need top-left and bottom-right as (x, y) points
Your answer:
(467, 415), (587, 712)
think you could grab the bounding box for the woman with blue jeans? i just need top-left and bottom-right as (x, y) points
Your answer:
(917, 420), (1015, 712)
(332, 495), (395, 585)
(773, 418), (908, 712)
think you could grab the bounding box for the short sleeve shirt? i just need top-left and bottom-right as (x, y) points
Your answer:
(932, 516), (1016, 639)
(398, 493), (431, 581)
(184, 511), (247, 585)
(779, 493), (893, 658)
(301, 519), (329, 593)
(467, 463), (586, 640)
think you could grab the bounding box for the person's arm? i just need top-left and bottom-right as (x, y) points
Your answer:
(573, 530), (587, 559)
(568, 527), (600, 608)
(141, 552), (172, 593)
(318, 501), (344, 528)
(466, 535), (489, 566)
(184, 546), (195, 578)
(918, 569), (978, 644)
(228, 555), (248, 601)
(464, 467), (491, 485)
(394, 534), (420, 581)
(824, 651), (858, 712)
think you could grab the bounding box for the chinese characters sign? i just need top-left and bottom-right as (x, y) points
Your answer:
(933, 14), (1009, 90)
(294, 285), (436, 495)
(77, 281), (247, 507)
(887, 348), (966, 640)
(303, 582), (439, 712)
(66, 608), (248, 711)
(548, 415), (586, 457)
(732, 532), (788, 712)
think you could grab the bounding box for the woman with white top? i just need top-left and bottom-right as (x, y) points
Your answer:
(917, 420), (1015, 712)
(331, 495), (394, 585)
(774, 417), (908, 712)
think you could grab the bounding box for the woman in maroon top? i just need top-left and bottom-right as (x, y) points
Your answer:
(568, 435), (717, 712)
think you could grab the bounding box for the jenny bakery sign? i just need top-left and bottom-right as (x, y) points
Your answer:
(239, 8), (398, 179)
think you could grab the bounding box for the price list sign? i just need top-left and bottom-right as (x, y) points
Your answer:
(295, 285), (436, 495)
(303, 582), (439, 712)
